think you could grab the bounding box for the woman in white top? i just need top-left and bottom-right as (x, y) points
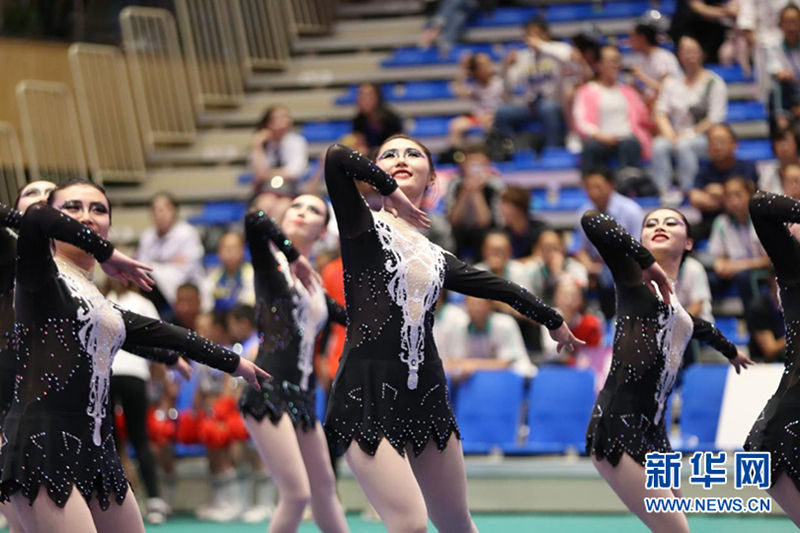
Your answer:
(652, 36), (729, 196)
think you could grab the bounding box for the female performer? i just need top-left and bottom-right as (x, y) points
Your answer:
(582, 208), (753, 533)
(744, 191), (800, 526)
(323, 137), (583, 533)
(239, 194), (349, 533)
(0, 179), (268, 533)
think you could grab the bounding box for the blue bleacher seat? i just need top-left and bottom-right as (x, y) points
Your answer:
(316, 386), (328, 422)
(504, 367), (595, 455)
(546, 1), (660, 23)
(677, 364), (729, 452)
(301, 121), (352, 143)
(708, 64), (755, 84)
(336, 81), (456, 106)
(736, 139), (774, 161)
(714, 317), (750, 346)
(187, 200), (246, 226)
(455, 370), (526, 454)
(727, 101), (767, 122)
(469, 7), (540, 28)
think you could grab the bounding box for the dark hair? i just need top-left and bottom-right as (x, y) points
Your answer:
(359, 83), (386, 109)
(500, 186), (531, 214)
(780, 3), (800, 22)
(525, 17), (548, 37)
(581, 166), (615, 184)
(771, 125), (798, 147)
(376, 134), (437, 177)
(467, 53), (491, 78)
(176, 282), (200, 297)
(633, 23), (659, 46)
(46, 178), (112, 222)
(642, 208), (693, 263)
(707, 122), (738, 142)
(256, 105), (288, 131)
(724, 175), (757, 195)
(150, 191), (178, 210)
(480, 228), (512, 251)
(573, 33), (600, 60)
(228, 304), (256, 326)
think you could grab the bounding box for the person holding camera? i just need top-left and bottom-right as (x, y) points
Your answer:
(652, 36), (729, 201)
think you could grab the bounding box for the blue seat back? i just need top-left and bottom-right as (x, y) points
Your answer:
(680, 364), (729, 450)
(455, 370), (525, 447)
(527, 367), (595, 450)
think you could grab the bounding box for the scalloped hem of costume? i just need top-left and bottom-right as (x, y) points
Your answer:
(326, 420), (461, 458)
(586, 428), (671, 468)
(240, 403), (317, 433)
(0, 476), (128, 510)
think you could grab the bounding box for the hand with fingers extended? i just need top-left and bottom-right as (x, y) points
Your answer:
(233, 358), (272, 391)
(383, 188), (431, 229)
(643, 262), (672, 305)
(730, 352), (755, 375)
(549, 322), (586, 354)
(290, 255), (322, 293)
(101, 250), (155, 292)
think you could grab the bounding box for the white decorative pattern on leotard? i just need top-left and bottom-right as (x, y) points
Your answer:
(652, 281), (693, 425)
(56, 258), (126, 446)
(275, 246), (328, 391)
(373, 210), (446, 390)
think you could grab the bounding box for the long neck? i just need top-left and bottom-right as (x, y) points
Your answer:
(653, 250), (681, 282)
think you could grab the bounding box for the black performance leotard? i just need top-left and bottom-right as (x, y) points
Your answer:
(0, 208), (22, 423)
(239, 211), (346, 431)
(744, 191), (800, 492)
(581, 210), (737, 466)
(322, 144), (564, 457)
(0, 202), (241, 509)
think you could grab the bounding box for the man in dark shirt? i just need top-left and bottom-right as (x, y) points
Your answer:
(689, 123), (758, 238)
(499, 186), (548, 259)
(745, 275), (786, 362)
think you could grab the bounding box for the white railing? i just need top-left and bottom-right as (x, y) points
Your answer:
(231, 0), (292, 75)
(0, 122), (26, 207)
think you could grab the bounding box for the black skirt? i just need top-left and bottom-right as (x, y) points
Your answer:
(744, 387), (800, 492)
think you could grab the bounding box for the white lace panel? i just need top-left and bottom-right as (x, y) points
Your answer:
(56, 259), (126, 446)
(276, 248), (328, 391)
(652, 281), (693, 425)
(373, 211), (446, 389)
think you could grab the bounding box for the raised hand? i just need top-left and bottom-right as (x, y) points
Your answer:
(383, 188), (431, 229)
(643, 261), (672, 306)
(101, 250), (155, 292)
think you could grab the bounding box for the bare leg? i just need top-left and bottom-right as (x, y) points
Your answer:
(244, 413), (311, 533)
(12, 487), (98, 533)
(408, 435), (478, 533)
(0, 501), (26, 533)
(766, 472), (800, 527)
(89, 487), (146, 533)
(345, 439), (428, 533)
(592, 453), (690, 533)
(295, 422), (349, 533)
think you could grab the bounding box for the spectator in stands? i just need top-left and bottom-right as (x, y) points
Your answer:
(760, 127), (799, 193)
(626, 23), (681, 107)
(496, 18), (571, 149)
(433, 290), (469, 363)
(573, 167), (644, 318)
(709, 176), (770, 309)
(498, 186), (547, 260)
(137, 192), (205, 317)
(250, 105), (309, 187)
(652, 36), (729, 200)
(445, 143), (505, 259)
(767, 5), (800, 132)
(448, 53), (505, 152)
(474, 229), (531, 289)
(420, 0), (482, 53)
(573, 46), (652, 172)
(781, 161), (800, 199)
(746, 273), (786, 361)
(738, 0), (794, 103)
(689, 123), (758, 238)
(202, 232), (255, 314)
(676, 254), (714, 322)
(670, 0), (738, 63)
(529, 229), (589, 305)
(227, 304), (259, 359)
(540, 277), (602, 364)
(445, 296), (535, 381)
(563, 32), (603, 152)
(352, 83), (404, 155)
(249, 179), (296, 225)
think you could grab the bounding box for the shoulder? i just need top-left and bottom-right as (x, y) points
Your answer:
(285, 132), (308, 148)
(174, 221), (201, 237)
(490, 312), (519, 331)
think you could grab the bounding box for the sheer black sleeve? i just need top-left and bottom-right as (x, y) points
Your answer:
(443, 252), (563, 330)
(16, 203), (114, 290)
(245, 210), (299, 272)
(580, 210), (655, 286)
(324, 144), (398, 238)
(749, 191), (800, 284)
(119, 308), (239, 373)
(0, 204), (21, 271)
(121, 344), (181, 366)
(0, 203), (22, 231)
(691, 316), (738, 360)
(326, 294), (347, 326)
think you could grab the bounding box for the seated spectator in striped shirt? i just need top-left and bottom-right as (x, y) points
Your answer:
(709, 176), (770, 310)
